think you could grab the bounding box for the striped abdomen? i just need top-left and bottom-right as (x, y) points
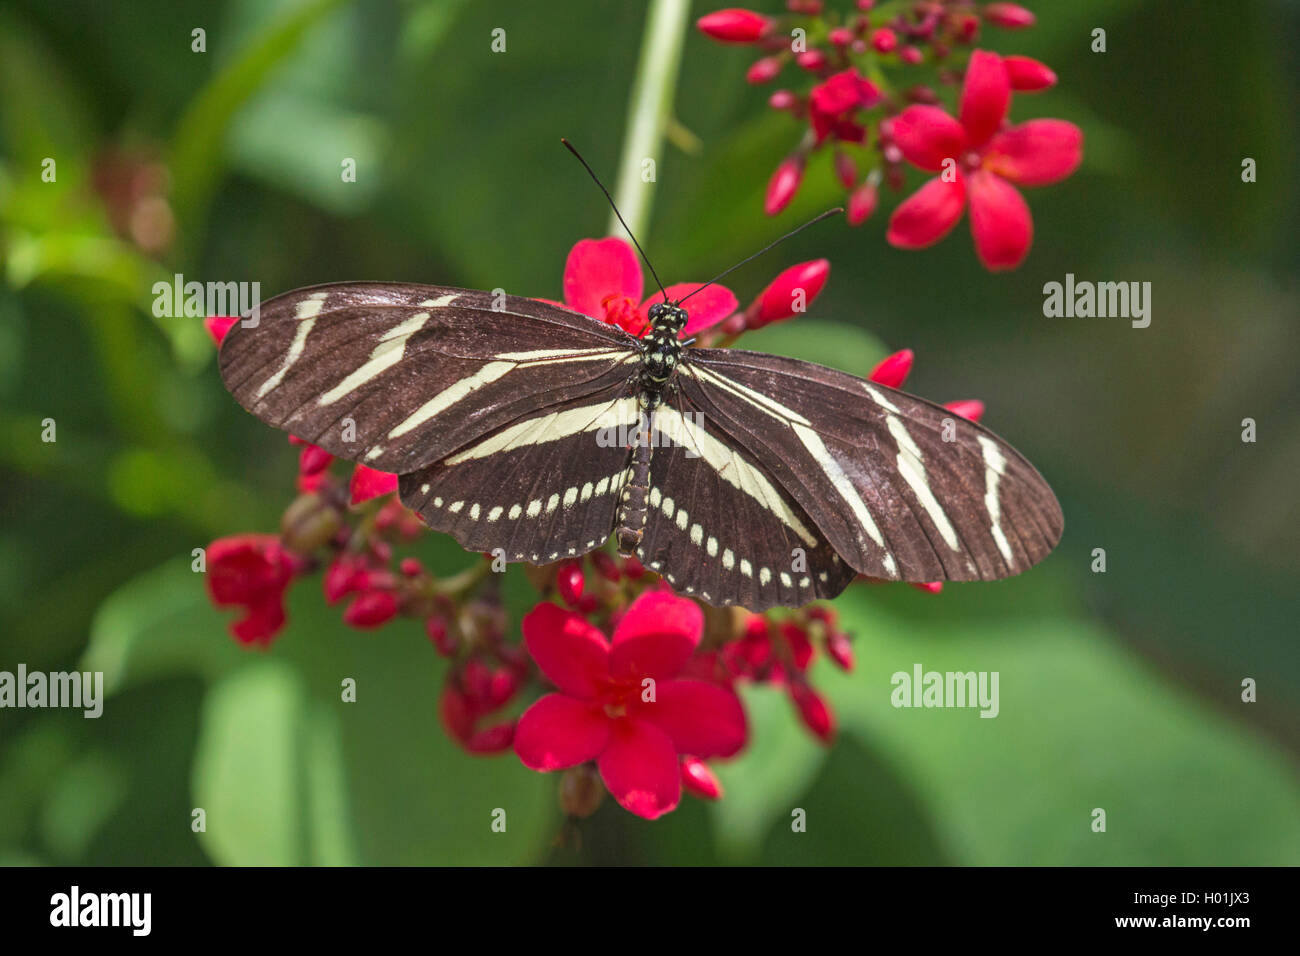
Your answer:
(616, 417), (654, 555)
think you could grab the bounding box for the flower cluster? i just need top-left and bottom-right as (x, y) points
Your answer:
(203, 236), (984, 819)
(697, 2), (1083, 269)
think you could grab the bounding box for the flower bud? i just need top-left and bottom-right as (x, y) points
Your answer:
(560, 764), (606, 817)
(868, 348), (913, 388)
(1003, 54), (1056, 91)
(900, 45), (923, 65)
(795, 49), (828, 72)
(847, 179), (878, 225)
(768, 89), (799, 112)
(983, 3), (1035, 28)
(834, 151), (857, 190)
(870, 27), (897, 52)
(425, 615), (458, 656)
(826, 631), (854, 671)
(828, 27), (853, 47)
(590, 549), (622, 583)
(205, 316), (238, 346)
(298, 443), (333, 477)
(911, 581), (943, 595)
(943, 399), (985, 423)
(343, 589), (400, 628)
(791, 684), (836, 742)
(746, 55), (783, 84)
(556, 561), (585, 606)
(280, 492), (341, 553)
(697, 9), (772, 44)
(748, 258), (830, 329)
(681, 757), (724, 800)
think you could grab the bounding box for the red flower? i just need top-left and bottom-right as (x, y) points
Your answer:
(205, 534), (299, 645)
(562, 238), (737, 338)
(885, 50), (1082, 270)
(868, 348), (914, 388)
(513, 592), (747, 819)
(765, 156), (805, 216)
(808, 69), (881, 144)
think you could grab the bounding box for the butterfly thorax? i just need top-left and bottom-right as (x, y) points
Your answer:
(638, 303), (688, 410)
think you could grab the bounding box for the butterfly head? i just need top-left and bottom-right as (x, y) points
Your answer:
(647, 302), (689, 336)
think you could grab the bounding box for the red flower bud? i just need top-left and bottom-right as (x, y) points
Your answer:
(323, 555), (367, 604)
(828, 27), (853, 47)
(765, 156), (805, 216)
(834, 151), (857, 190)
(943, 399), (985, 423)
(343, 589), (399, 629)
(900, 45), (923, 65)
(746, 55), (783, 84)
(826, 631), (854, 671)
(204, 316), (238, 346)
(983, 3), (1035, 28)
(748, 258), (830, 329)
(681, 757), (724, 800)
(556, 561), (585, 606)
(795, 49), (828, 72)
(847, 179), (878, 225)
(911, 581), (943, 594)
(870, 27), (897, 52)
(1003, 54), (1056, 91)
(791, 684), (836, 742)
(768, 89), (798, 112)
(425, 615), (457, 656)
(590, 549), (622, 583)
(868, 348), (913, 388)
(466, 722), (515, 754)
(298, 443), (333, 477)
(697, 8), (772, 44)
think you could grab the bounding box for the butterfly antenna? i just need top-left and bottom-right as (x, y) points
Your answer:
(562, 138), (669, 303)
(677, 207), (843, 306)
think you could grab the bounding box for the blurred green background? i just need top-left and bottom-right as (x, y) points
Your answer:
(1, 0), (1298, 866)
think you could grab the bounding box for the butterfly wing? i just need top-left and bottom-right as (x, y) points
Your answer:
(678, 348), (1063, 583)
(219, 282), (639, 474)
(634, 386), (859, 610)
(398, 382), (640, 563)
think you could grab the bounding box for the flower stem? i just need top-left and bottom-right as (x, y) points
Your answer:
(607, 0), (693, 241)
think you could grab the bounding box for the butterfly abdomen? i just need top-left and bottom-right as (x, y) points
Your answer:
(615, 420), (654, 555)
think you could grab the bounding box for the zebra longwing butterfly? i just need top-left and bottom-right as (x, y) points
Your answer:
(218, 144), (1062, 611)
(218, 279), (1062, 611)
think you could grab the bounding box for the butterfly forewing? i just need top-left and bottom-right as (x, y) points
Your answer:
(219, 283), (638, 474)
(678, 348), (1063, 583)
(398, 383), (639, 563)
(634, 387), (859, 610)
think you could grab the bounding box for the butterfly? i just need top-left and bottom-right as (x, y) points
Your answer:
(218, 146), (1062, 612)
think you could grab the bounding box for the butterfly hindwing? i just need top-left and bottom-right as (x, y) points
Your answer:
(634, 387), (859, 610)
(677, 348), (1063, 583)
(398, 382), (639, 563)
(219, 282), (639, 474)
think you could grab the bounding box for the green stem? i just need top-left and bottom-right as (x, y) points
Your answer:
(606, 0), (693, 241)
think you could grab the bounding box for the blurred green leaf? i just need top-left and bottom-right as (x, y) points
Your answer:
(38, 750), (129, 862)
(825, 591), (1300, 864)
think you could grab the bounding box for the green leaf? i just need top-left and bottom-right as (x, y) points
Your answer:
(824, 592), (1300, 865)
(708, 684), (828, 863)
(192, 661), (306, 865)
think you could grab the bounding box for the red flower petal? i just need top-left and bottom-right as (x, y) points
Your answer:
(597, 718), (681, 819)
(959, 50), (1011, 149)
(944, 398), (985, 422)
(205, 316), (238, 346)
(985, 120), (1083, 187)
(521, 602), (609, 698)
(637, 679), (747, 758)
(349, 464), (398, 506)
(886, 175), (968, 250)
(562, 238), (643, 319)
(1003, 55), (1057, 92)
(514, 694), (612, 771)
(968, 171), (1033, 271)
(642, 283), (738, 337)
(231, 598), (286, 646)
(609, 590), (702, 681)
(888, 105), (965, 172)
